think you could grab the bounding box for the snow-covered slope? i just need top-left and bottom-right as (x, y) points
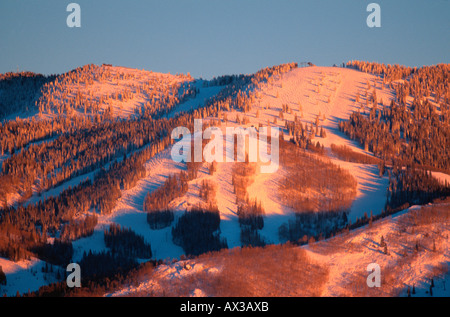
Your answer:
(226, 66), (395, 221)
(2, 65), (449, 297)
(0, 256), (60, 296)
(68, 66), (437, 262)
(107, 203), (449, 297)
(37, 65), (192, 120)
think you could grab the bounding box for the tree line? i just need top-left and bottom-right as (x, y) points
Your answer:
(0, 71), (56, 119)
(339, 64), (450, 171)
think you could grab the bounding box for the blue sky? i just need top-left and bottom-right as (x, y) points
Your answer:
(0, 0), (449, 79)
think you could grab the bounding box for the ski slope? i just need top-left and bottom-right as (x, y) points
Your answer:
(2, 65), (449, 297)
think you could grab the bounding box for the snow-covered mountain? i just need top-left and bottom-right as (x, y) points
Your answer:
(0, 62), (448, 297)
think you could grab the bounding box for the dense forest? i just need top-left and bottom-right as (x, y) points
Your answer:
(278, 210), (348, 244)
(279, 140), (357, 214)
(339, 61), (450, 212)
(1, 116), (80, 155)
(0, 71), (57, 119)
(144, 154), (205, 230)
(172, 207), (228, 256)
(104, 224), (152, 259)
(144, 172), (188, 230)
(0, 265), (6, 286)
(346, 60), (414, 82)
(0, 101), (193, 202)
(277, 140), (356, 243)
(340, 63), (449, 171)
(78, 250), (138, 282)
(1, 115), (183, 263)
(385, 163), (450, 213)
(330, 144), (380, 165)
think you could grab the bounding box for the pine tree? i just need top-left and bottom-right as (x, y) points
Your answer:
(380, 235), (385, 247)
(0, 266), (6, 286)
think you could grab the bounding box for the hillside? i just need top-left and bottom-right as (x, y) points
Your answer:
(0, 62), (449, 297)
(61, 65), (393, 260)
(36, 64), (193, 120)
(105, 202), (449, 297)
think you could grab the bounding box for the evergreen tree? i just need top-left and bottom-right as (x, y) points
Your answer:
(380, 235), (385, 247)
(0, 266), (6, 286)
